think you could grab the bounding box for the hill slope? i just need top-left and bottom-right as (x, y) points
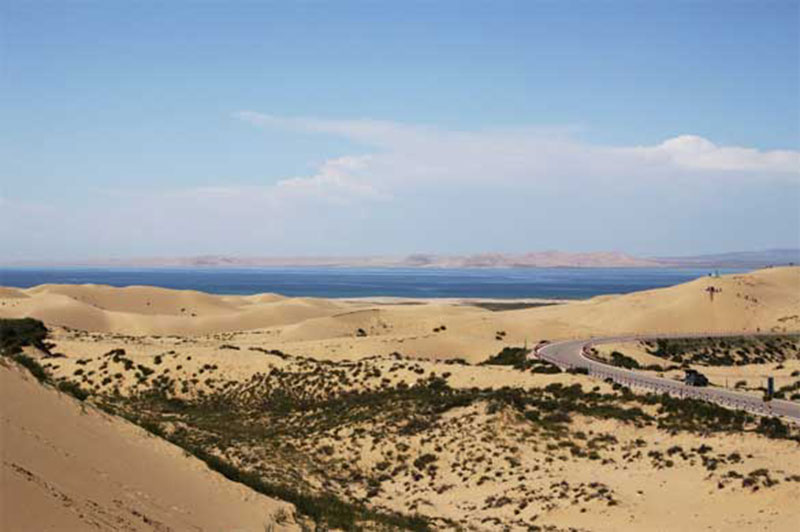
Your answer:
(0, 267), (798, 364)
(0, 361), (298, 531)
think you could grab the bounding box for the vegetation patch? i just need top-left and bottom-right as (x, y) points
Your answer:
(481, 346), (561, 373)
(0, 318), (49, 356)
(7, 320), (800, 530)
(643, 335), (800, 367)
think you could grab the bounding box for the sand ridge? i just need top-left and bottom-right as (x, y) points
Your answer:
(0, 360), (300, 531)
(3, 267), (796, 364)
(2, 267), (800, 530)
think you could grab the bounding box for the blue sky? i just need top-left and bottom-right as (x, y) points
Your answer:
(2, 1), (798, 260)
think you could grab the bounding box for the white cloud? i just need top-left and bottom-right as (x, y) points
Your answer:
(628, 135), (800, 173)
(276, 155), (388, 202)
(4, 113), (797, 260)
(156, 155), (386, 209)
(235, 111), (420, 148)
(236, 112), (800, 203)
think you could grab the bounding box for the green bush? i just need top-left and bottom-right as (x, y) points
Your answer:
(481, 346), (562, 374)
(530, 362), (562, 374)
(177, 443), (430, 530)
(757, 417), (789, 439)
(12, 353), (48, 382)
(57, 380), (89, 401)
(413, 453), (437, 470)
(0, 318), (49, 356)
(481, 347), (531, 369)
(566, 367), (589, 375)
(609, 351), (640, 369)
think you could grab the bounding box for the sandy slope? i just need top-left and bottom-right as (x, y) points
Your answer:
(0, 361), (299, 532)
(1, 267), (798, 365)
(0, 284), (348, 336)
(2, 267), (800, 530)
(30, 333), (800, 531)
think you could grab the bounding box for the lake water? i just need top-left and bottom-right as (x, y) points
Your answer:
(0, 267), (745, 299)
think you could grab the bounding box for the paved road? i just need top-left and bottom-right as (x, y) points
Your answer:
(535, 335), (800, 423)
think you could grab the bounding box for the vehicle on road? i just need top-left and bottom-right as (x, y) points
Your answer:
(683, 369), (709, 387)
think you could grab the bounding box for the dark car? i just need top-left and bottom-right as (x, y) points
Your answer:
(684, 369), (709, 387)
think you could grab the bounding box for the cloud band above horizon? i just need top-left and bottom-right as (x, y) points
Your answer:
(2, 112), (798, 261)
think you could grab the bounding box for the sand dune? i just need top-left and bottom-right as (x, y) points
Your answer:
(26, 284), (242, 315)
(0, 284), (351, 336)
(3, 267), (799, 530)
(0, 287), (28, 299)
(0, 361), (299, 531)
(1, 267), (798, 364)
(434, 266), (800, 361)
(28, 335), (800, 531)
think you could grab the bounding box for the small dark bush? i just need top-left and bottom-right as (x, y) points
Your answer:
(0, 318), (49, 356)
(413, 453), (437, 470)
(757, 417), (789, 439)
(12, 353), (48, 381)
(58, 380), (89, 401)
(481, 347), (531, 369)
(609, 351), (640, 369)
(567, 367), (589, 375)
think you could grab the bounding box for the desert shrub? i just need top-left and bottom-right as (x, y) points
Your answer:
(174, 443), (430, 530)
(0, 318), (49, 355)
(107, 348), (127, 359)
(757, 417), (789, 439)
(645, 335), (800, 367)
(566, 367), (589, 375)
(480, 346), (562, 374)
(12, 353), (48, 381)
(653, 395), (751, 433)
(481, 347), (531, 370)
(530, 361), (562, 374)
(413, 453), (437, 470)
(542, 411), (571, 424)
(57, 380), (89, 401)
(608, 351), (640, 369)
(249, 347), (290, 359)
(139, 419), (164, 437)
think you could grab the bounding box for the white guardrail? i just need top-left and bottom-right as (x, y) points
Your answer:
(533, 332), (800, 422)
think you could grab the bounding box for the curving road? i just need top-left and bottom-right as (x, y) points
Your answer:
(535, 336), (800, 423)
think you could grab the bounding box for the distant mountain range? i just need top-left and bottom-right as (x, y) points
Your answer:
(654, 248), (800, 269)
(6, 249), (798, 269)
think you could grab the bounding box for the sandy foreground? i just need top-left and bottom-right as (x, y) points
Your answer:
(1, 266), (799, 531)
(0, 360), (300, 531)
